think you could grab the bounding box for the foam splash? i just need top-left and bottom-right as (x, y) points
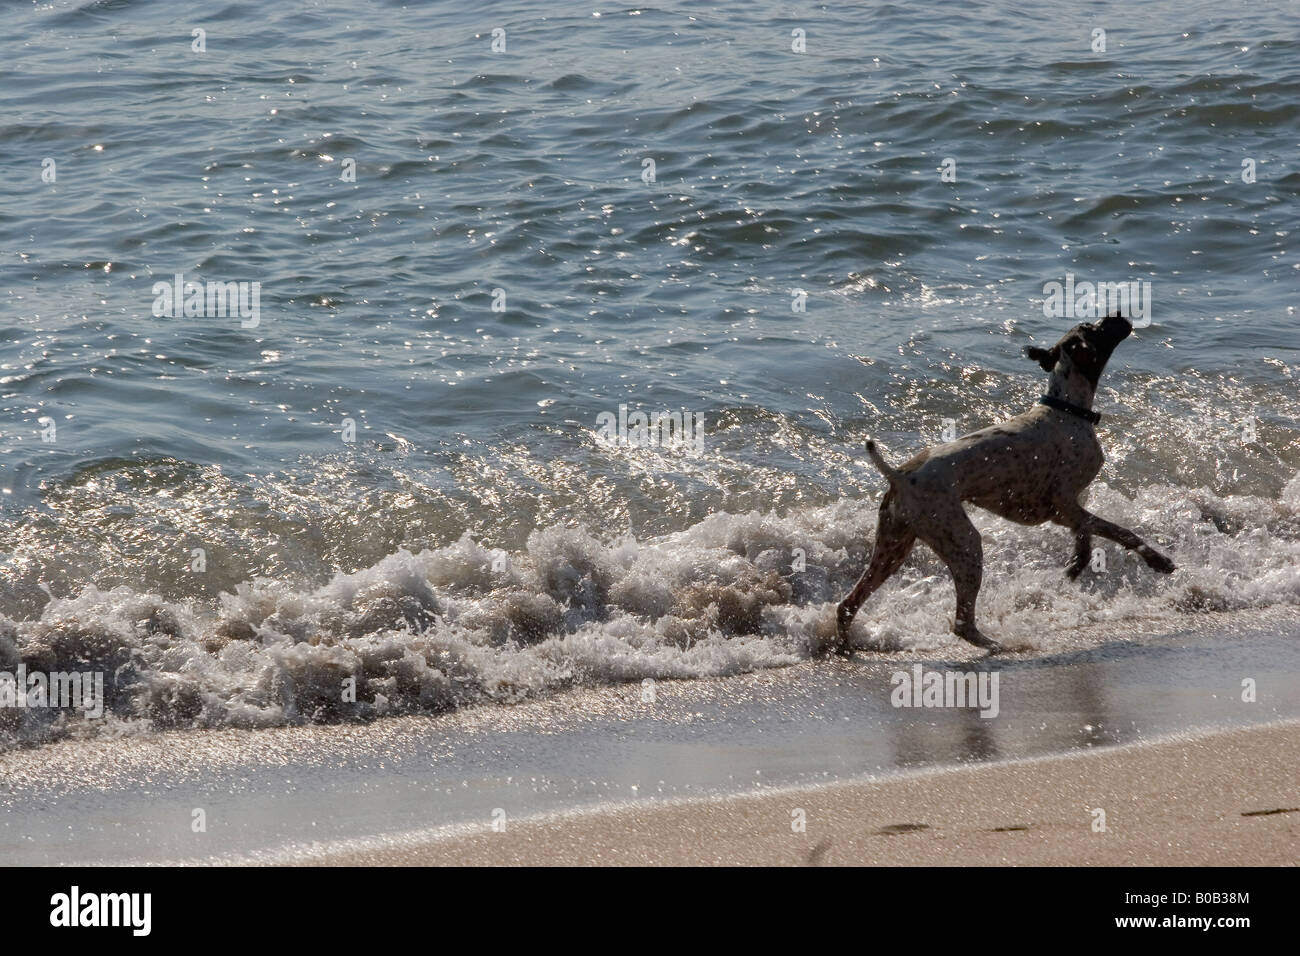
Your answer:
(3, 477), (1298, 749)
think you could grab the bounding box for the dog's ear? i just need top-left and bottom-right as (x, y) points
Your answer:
(1025, 345), (1057, 371)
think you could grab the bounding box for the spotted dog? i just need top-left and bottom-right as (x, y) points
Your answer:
(834, 312), (1174, 654)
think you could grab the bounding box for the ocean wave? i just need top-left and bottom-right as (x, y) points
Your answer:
(3, 474), (1298, 749)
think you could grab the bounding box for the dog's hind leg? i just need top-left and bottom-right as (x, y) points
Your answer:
(835, 490), (914, 655)
(915, 503), (1002, 652)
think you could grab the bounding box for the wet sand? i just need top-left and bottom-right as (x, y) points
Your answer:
(2, 609), (1297, 865)
(303, 720), (1300, 866)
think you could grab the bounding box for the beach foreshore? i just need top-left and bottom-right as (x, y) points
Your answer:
(5, 614), (1298, 866)
(300, 720), (1300, 866)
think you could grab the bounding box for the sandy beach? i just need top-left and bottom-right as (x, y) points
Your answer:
(3, 617), (1298, 866)
(302, 720), (1300, 866)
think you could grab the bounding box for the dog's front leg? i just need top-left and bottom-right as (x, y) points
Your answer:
(1069, 508), (1175, 574)
(1066, 531), (1092, 579)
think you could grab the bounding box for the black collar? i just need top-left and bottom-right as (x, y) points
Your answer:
(1038, 395), (1101, 425)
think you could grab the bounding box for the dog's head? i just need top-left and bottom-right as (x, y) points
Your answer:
(1025, 312), (1132, 388)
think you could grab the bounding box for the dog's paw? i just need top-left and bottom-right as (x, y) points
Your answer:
(816, 634), (854, 659)
(1065, 560), (1087, 580)
(990, 638), (1033, 654)
(832, 603), (858, 654)
(954, 625), (1002, 652)
(1146, 551), (1176, 574)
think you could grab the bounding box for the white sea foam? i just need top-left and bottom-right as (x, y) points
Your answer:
(2, 477), (1298, 748)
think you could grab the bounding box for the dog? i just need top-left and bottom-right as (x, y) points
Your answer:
(834, 312), (1174, 655)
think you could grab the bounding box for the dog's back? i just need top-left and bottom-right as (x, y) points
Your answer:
(890, 407), (1104, 525)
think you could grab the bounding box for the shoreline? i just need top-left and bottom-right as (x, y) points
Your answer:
(3, 609), (1298, 865)
(293, 720), (1300, 866)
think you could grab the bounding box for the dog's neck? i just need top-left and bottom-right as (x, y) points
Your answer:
(1043, 357), (1097, 409)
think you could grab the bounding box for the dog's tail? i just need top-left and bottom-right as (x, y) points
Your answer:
(864, 440), (900, 484)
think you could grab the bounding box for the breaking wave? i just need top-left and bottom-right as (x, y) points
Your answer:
(4, 473), (1299, 749)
